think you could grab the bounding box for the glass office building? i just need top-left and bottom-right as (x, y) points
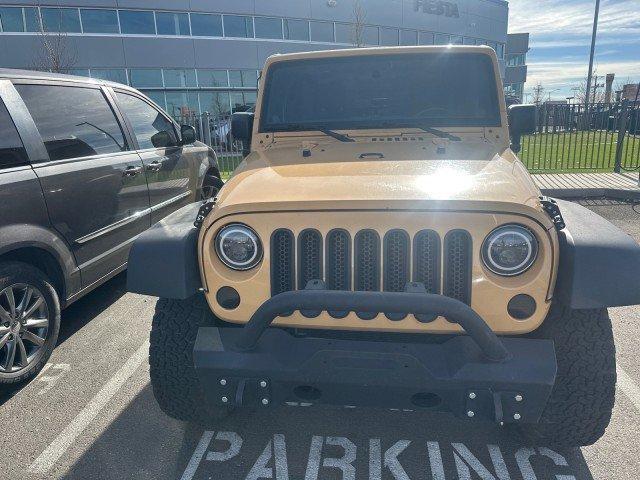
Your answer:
(0, 0), (509, 119)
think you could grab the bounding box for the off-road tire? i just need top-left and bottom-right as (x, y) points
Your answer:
(149, 294), (231, 423)
(0, 261), (61, 384)
(520, 307), (616, 447)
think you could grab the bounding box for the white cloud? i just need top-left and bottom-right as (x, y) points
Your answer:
(509, 0), (640, 38)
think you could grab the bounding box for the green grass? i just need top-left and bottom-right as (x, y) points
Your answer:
(520, 131), (640, 173)
(215, 132), (640, 177)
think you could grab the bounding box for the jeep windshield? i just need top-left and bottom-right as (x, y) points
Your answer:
(259, 52), (501, 133)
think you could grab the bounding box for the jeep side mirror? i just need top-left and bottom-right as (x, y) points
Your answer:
(180, 124), (197, 145)
(231, 112), (254, 157)
(508, 104), (537, 153)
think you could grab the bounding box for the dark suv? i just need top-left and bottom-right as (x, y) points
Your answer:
(0, 69), (222, 384)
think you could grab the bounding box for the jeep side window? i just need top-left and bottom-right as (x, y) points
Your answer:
(115, 92), (178, 150)
(0, 98), (29, 168)
(15, 84), (127, 162)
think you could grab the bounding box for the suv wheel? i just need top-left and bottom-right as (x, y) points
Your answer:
(519, 307), (616, 447)
(0, 262), (61, 384)
(149, 294), (231, 423)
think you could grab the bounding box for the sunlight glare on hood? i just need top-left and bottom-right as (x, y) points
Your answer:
(414, 167), (474, 197)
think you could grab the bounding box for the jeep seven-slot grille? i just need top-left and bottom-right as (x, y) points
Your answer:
(270, 228), (473, 315)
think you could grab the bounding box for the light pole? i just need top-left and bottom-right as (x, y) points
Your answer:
(585, 0), (601, 107)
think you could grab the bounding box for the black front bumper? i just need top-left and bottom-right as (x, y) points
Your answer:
(194, 290), (557, 424)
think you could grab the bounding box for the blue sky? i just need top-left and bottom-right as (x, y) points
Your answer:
(508, 0), (640, 101)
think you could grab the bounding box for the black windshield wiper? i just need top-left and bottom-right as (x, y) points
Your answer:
(317, 128), (355, 143)
(416, 126), (461, 142)
(271, 124), (355, 142)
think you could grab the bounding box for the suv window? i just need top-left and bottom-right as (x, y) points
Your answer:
(115, 92), (178, 150)
(15, 84), (127, 161)
(0, 98), (29, 168)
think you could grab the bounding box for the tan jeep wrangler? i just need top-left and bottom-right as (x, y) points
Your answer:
(128, 46), (640, 448)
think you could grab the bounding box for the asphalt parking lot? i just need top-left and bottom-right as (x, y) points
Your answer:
(1, 200), (640, 480)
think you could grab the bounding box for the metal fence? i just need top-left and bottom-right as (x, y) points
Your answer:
(177, 101), (640, 177)
(176, 112), (246, 178)
(520, 100), (640, 173)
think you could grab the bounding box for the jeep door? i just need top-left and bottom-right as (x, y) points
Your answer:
(12, 80), (152, 288)
(112, 90), (197, 224)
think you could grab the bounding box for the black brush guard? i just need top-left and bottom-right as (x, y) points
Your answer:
(193, 289), (557, 424)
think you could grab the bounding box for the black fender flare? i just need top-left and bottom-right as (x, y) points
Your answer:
(554, 199), (640, 309)
(127, 202), (202, 299)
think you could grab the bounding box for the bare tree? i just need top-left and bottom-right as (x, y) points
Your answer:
(31, 7), (78, 73)
(531, 83), (545, 105)
(351, 0), (367, 47)
(573, 72), (606, 104)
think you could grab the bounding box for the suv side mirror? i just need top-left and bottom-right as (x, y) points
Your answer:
(508, 104), (537, 153)
(151, 130), (174, 148)
(231, 112), (254, 156)
(180, 124), (197, 145)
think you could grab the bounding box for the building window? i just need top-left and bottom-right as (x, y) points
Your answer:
(41, 8), (81, 33)
(68, 68), (90, 78)
(0, 7), (25, 32)
(156, 12), (190, 36)
(450, 35), (463, 45)
(129, 69), (163, 88)
(165, 91), (199, 117)
(197, 70), (229, 88)
(419, 32), (434, 45)
(24, 7), (39, 32)
(119, 10), (156, 35)
(199, 92), (231, 116)
(334, 23), (352, 44)
(91, 68), (128, 85)
(507, 54), (526, 67)
(363, 26), (379, 45)
(284, 19), (309, 41)
(80, 9), (119, 34)
(224, 15), (254, 38)
(310, 21), (333, 43)
(163, 69), (197, 88)
(496, 43), (505, 59)
(17, 84), (127, 160)
(142, 91), (167, 111)
(255, 17), (282, 39)
(434, 33), (449, 45)
(463, 37), (475, 45)
(400, 29), (418, 46)
(228, 70), (242, 88)
(380, 27), (399, 46)
(190, 13), (222, 37)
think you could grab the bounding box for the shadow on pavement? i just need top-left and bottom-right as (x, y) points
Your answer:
(61, 383), (595, 480)
(57, 272), (128, 345)
(0, 273), (129, 405)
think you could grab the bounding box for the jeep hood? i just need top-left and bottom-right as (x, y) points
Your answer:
(214, 141), (547, 222)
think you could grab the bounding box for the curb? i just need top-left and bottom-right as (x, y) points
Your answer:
(541, 187), (640, 201)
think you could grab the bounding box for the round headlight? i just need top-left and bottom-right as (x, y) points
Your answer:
(482, 225), (538, 276)
(215, 224), (262, 271)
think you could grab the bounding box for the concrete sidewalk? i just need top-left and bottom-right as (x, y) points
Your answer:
(533, 172), (640, 200)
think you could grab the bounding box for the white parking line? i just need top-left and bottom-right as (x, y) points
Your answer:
(618, 366), (640, 413)
(28, 340), (149, 474)
(181, 431), (215, 480)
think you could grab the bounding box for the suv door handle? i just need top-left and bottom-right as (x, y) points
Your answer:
(146, 160), (162, 172)
(123, 166), (143, 177)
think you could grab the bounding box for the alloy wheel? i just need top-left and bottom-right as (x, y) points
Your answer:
(0, 283), (50, 374)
